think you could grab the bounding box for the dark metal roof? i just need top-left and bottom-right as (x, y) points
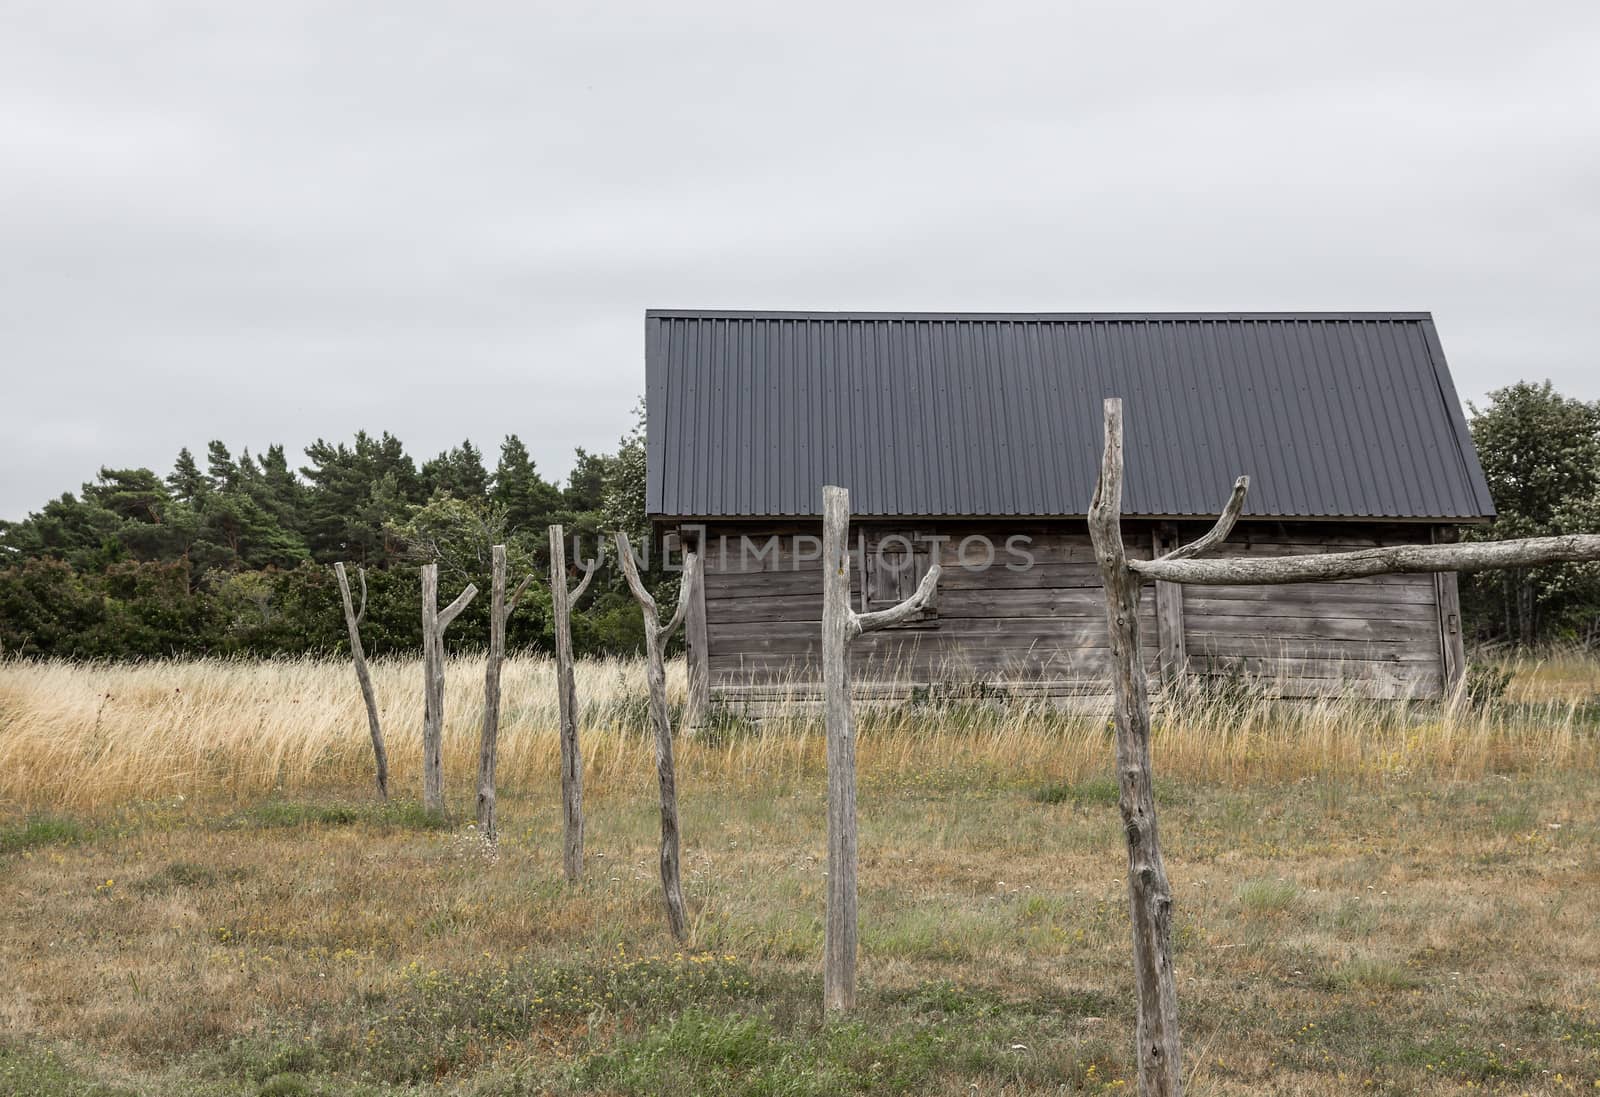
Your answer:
(645, 310), (1495, 521)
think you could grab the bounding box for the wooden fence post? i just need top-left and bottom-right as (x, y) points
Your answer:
(682, 526), (711, 730)
(820, 485), (941, 1013)
(616, 530), (699, 941)
(420, 562), (478, 817)
(334, 562), (388, 800)
(1150, 529), (1187, 688)
(549, 524), (598, 883)
(477, 544), (534, 842)
(1088, 401), (1184, 1096)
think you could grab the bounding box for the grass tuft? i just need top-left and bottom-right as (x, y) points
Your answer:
(1031, 776), (1120, 806)
(1235, 877), (1301, 915)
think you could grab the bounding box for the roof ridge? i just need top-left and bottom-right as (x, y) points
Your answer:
(645, 309), (1435, 322)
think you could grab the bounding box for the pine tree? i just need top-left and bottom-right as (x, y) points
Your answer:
(206, 441), (239, 492)
(492, 434), (564, 532)
(421, 440), (490, 502)
(167, 448), (206, 503)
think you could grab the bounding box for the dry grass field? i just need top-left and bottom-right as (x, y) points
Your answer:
(1, 652), (1598, 1095)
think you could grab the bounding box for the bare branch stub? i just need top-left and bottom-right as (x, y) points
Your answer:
(570, 555), (599, 604)
(506, 572), (535, 615)
(854, 564), (942, 634)
(1159, 476), (1250, 563)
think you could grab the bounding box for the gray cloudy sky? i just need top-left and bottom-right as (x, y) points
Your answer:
(3, 1), (1598, 520)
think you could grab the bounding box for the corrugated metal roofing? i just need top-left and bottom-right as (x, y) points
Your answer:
(645, 310), (1495, 521)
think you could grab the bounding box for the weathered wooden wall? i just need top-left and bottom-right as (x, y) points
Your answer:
(1177, 526), (1444, 699)
(697, 521), (1449, 704)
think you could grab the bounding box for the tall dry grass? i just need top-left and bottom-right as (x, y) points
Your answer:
(0, 652), (1595, 811)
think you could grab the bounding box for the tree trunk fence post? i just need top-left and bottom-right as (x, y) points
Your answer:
(1087, 402), (1185, 1096)
(615, 530), (700, 941)
(334, 562), (388, 800)
(1092, 396), (1600, 1097)
(477, 544), (534, 843)
(548, 524), (598, 884)
(420, 562), (478, 818)
(820, 484), (941, 1013)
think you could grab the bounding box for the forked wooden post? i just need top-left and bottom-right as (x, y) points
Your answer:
(477, 544), (534, 842)
(549, 524), (598, 883)
(334, 562), (388, 800)
(1087, 401), (1184, 1095)
(1090, 397), (1600, 1097)
(820, 485), (941, 1013)
(420, 562), (478, 817)
(616, 530), (699, 941)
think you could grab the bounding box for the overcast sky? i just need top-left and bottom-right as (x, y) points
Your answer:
(3, 1), (1597, 520)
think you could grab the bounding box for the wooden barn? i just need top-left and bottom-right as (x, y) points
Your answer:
(644, 310), (1495, 704)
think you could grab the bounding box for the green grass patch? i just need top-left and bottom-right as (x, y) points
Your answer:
(210, 951), (776, 1086)
(1319, 956), (1422, 993)
(1031, 776), (1119, 807)
(0, 1040), (135, 1097)
(134, 860), (249, 895)
(0, 814), (91, 855)
(220, 799), (446, 833)
(568, 1011), (939, 1096)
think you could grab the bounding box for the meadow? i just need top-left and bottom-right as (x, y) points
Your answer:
(1, 652), (1597, 1095)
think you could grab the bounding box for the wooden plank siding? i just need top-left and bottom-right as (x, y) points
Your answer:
(695, 521), (1448, 704)
(1179, 526), (1444, 699)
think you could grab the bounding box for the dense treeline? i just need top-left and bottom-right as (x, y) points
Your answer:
(2, 383), (1597, 658)
(0, 408), (658, 658)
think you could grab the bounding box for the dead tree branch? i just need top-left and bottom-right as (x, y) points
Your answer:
(335, 562), (388, 800)
(1132, 533), (1600, 585)
(1158, 476), (1250, 562)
